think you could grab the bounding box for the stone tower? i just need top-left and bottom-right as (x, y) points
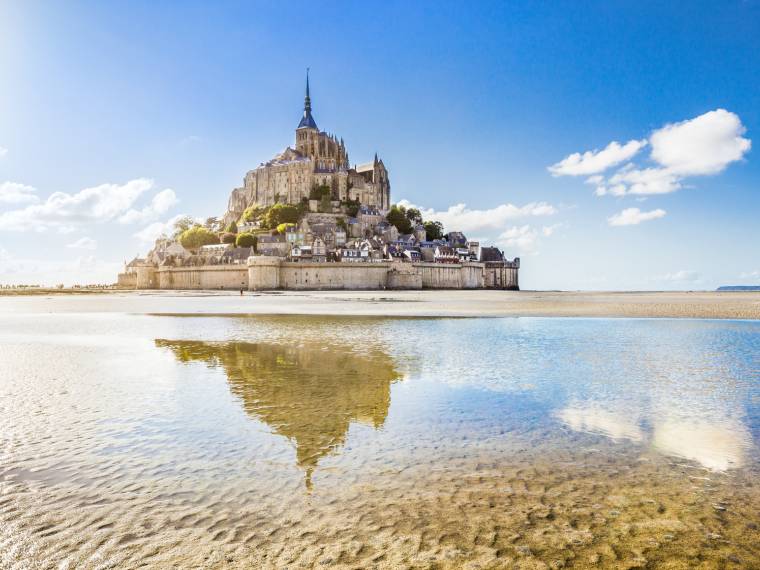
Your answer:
(295, 69), (320, 156)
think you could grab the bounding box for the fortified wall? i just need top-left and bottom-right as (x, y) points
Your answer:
(137, 257), (519, 291)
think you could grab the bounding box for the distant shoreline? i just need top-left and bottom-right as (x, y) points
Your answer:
(2, 289), (759, 320)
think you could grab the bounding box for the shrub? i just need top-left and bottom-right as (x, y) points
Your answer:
(179, 226), (219, 250)
(276, 222), (296, 234)
(220, 232), (237, 244)
(236, 232), (257, 248)
(225, 220), (238, 234)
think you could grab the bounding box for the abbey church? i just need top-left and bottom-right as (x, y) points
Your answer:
(225, 73), (391, 224)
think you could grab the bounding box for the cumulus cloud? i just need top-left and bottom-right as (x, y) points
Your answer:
(548, 139), (646, 177)
(595, 166), (681, 196)
(0, 182), (39, 204)
(118, 188), (178, 224)
(552, 109), (751, 201)
(607, 207), (666, 226)
(397, 199), (556, 235)
(0, 178), (176, 232)
(134, 213), (194, 244)
(66, 236), (97, 250)
(650, 109), (751, 176)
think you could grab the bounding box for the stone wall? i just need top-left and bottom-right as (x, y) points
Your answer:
(157, 265), (248, 290)
(117, 272), (137, 288)
(140, 258), (519, 291)
(412, 262), (484, 289)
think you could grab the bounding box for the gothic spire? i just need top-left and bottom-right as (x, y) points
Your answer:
(297, 68), (318, 130)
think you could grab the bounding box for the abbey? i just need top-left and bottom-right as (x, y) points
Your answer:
(224, 73), (391, 224)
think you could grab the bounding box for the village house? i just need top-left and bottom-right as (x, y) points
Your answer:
(257, 235), (290, 257)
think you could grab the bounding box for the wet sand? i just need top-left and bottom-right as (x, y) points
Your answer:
(1, 289), (760, 319)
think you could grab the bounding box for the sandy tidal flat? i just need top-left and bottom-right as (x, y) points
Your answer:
(1, 289), (760, 319)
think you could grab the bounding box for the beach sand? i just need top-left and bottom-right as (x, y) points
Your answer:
(2, 289), (759, 319)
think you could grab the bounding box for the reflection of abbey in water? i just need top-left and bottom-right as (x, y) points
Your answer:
(156, 339), (401, 487)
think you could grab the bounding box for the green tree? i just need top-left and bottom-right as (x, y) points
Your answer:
(423, 220), (444, 240)
(309, 185), (331, 200)
(242, 206), (265, 222)
(172, 215), (197, 237)
(225, 220), (238, 234)
(236, 232), (257, 248)
(387, 204), (412, 234)
(343, 199), (360, 218)
(179, 226), (219, 250)
(319, 193), (332, 213)
(220, 232), (237, 244)
(405, 207), (422, 224)
(336, 217), (347, 232)
(263, 203), (299, 229)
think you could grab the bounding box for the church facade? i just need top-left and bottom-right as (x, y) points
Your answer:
(225, 73), (391, 224)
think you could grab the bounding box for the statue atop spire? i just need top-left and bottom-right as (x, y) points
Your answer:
(297, 68), (318, 130)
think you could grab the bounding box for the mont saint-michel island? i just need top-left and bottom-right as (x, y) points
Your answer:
(117, 74), (519, 292)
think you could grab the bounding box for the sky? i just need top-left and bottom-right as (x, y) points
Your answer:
(1, 1), (758, 290)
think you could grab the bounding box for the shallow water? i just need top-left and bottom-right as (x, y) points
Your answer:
(1, 309), (759, 568)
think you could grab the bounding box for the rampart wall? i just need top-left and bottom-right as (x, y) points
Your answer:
(133, 257), (518, 291)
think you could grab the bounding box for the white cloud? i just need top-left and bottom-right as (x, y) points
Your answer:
(66, 236), (97, 250)
(597, 166), (681, 196)
(552, 109), (751, 202)
(0, 146), (7, 158)
(548, 139), (646, 177)
(134, 213), (193, 244)
(118, 188), (178, 224)
(0, 182), (39, 204)
(0, 178), (176, 232)
(495, 223), (562, 254)
(739, 269), (760, 281)
(397, 199), (557, 235)
(608, 207), (666, 226)
(650, 109), (751, 176)
(661, 270), (700, 282)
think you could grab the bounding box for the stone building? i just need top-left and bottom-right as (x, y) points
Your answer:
(225, 72), (391, 224)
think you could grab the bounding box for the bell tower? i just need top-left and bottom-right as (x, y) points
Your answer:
(295, 69), (319, 156)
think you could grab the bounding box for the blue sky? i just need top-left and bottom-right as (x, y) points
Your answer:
(1, 1), (758, 289)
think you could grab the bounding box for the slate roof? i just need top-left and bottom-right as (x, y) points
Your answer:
(479, 246), (504, 262)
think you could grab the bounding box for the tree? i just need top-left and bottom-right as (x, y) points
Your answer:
(225, 220), (238, 234)
(236, 232), (257, 248)
(243, 205), (265, 222)
(336, 217), (347, 232)
(405, 207), (422, 224)
(387, 204), (412, 234)
(423, 220), (444, 240)
(309, 185), (331, 200)
(319, 193), (332, 213)
(220, 232), (237, 244)
(263, 203), (299, 229)
(343, 199), (360, 218)
(179, 226), (219, 250)
(172, 215), (197, 237)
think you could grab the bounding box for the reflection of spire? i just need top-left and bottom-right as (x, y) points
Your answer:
(156, 337), (401, 488)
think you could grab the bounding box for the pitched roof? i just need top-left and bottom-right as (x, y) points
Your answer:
(479, 246), (504, 262)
